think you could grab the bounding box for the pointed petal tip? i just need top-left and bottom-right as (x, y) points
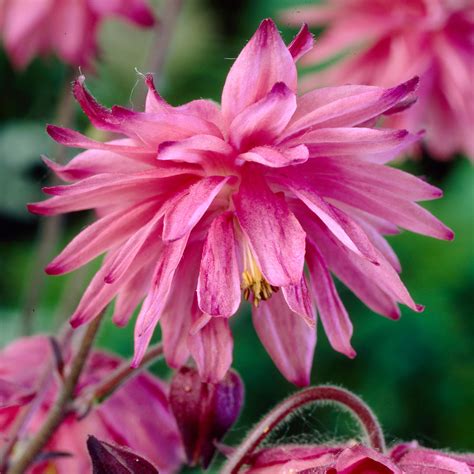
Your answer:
(45, 263), (63, 275)
(415, 304), (425, 313)
(445, 229), (455, 241)
(69, 317), (82, 329)
(27, 203), (49, 216)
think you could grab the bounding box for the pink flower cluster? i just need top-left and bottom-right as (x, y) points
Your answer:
(284, 0), (474, 159)
(29, 19), (453, 386)
(0, 336), (183, 474)
(0, 0), (155, 68)
(243, 442), (474, 473)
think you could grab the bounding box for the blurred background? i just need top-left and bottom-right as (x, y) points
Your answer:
(0, 0), (473, 468)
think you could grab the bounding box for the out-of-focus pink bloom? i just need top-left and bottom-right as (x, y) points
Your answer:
(30, 19), (452, 385)
(283, 0), (474, 160)
(0, 336), (183, 474)
(0, 0), (155, 69)
(242, 442), (474, 473)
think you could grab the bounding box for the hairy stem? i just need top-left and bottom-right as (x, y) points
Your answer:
(6, 315), (103, 474)
(221, 385), (386, 474)
(21, 67), (76, 335)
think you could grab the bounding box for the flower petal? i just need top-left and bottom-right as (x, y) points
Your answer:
(233, 170), (305, 287)
(288, 24), (314, 62)
(221, 19), (297, 125)
(46, 200), (158, 275)
(197, 212), (241, 318)
(252, 290), (316, 386)
(163, 176), (231, 242)
(160, 243), (203, 368)
(306, 243), (356, 358)
(239, 144), (308, 168)
(158, 135), (233, 165)
(286, 77), (419, 135)
(132, 235), (190, 367)
(188, 318), (233, 383)
(281, 276), (316, 327)
(278, 176), (380, 263)
(229, 82), (297, 149)
(286, 127), (419, 163)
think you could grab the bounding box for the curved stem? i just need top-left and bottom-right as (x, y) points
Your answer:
(221, 385), (386, 474)
(6, 314), (103, 474)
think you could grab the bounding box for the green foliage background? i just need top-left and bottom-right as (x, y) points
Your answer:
(0, 0), (473, 470)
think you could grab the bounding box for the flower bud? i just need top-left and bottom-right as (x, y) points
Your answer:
(87, 436), (159, 474)
(169, 366), (244, 468)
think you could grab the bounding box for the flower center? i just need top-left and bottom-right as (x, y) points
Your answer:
(241, 245), (279, 307)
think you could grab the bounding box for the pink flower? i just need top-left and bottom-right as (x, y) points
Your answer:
(0, 336), (184, 474)
(283, 0), (474, 160)
(30, 19), (452, 385)
(0, 0), (155, 69)
(242, 442), (474, 473)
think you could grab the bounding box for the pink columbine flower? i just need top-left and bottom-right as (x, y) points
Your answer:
(29, 19), (453, 385)
(0, 336), (183, 473)
(0, 0), (155, 69)
(241, 442), (474, 473)
(282, 0), (474, 160)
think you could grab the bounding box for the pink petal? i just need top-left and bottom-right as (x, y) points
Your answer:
(221, 19), (297, 125)
(188, 317), (233, 383)
(228, 82), (297, 150)
(46, 200), (158, 275)
(112, 265), (153, 327)
(233, 170), (305, 287)
(288, 24), (314, 62)
(163, 176), (231, 242)
(197, 212), (241, 318)
(69, 247), (142, 328)
(73, 76), (124, 133)
(239, 144), (308, 168)
(132, 235), (190, 367)
(301, 156), (443, 200)
(286, 77), (419, 135)
(311, 178), (454, 240)
(89, 0), (155, 26)
(281, 276), (316, 327)
(109, 105), (222, 146)
(306, 243), (356, 358)
(158, 134), (233, 165)
(285, 127), (419, 163)
(300, 212), (419, 314)
(103, 209), (165, 284)
(28, 172), (197, 216)
(160, 243), (203, 368)
(278, 176), (380, 263)
(252, 290), (316, 386)
(46, 125), (157, 162)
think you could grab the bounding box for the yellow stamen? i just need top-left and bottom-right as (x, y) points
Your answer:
(241, 246), (279, 307)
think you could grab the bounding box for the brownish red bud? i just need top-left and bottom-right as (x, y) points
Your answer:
(169, 366), (244, 469)
(86, 436), (159, 474)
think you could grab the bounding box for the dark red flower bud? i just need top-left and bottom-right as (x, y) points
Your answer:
(86, 436), (159, 474)
(169, 366), (244, 469)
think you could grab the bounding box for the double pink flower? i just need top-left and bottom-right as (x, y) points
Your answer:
(0, 336), (183, 473)
(30, 19), (452, 385)
(0, 0), (155, 68)
(283, 0), (474, 159)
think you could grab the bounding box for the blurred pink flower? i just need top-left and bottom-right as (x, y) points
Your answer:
(242, 442), (474, 473)
(0, 0), (155, 69)
(30, 19), (452, 385)
(283, 0), (474, 160)
(0, 336), (183, 474)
